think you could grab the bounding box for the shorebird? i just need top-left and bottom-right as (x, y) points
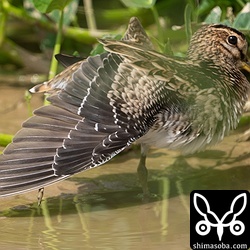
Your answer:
(0, 17), (249, 198)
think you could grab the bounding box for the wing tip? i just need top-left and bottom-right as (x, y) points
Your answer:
(29, 82), (50, 93)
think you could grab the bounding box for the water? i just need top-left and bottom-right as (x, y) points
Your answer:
(0, 86), (250, 249)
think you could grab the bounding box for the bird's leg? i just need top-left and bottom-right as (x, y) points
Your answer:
(137, 144), (150, 197)
(37, 187), (44, 206)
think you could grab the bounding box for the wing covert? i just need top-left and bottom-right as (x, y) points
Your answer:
(0, 19), (167, 196)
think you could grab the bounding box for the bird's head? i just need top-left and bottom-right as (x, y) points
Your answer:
(187, 24), (250, 73)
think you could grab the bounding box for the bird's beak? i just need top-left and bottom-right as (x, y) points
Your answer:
(241, 61), (250, 73)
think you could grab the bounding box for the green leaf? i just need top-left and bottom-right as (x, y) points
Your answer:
(196, 0), (216, 16)
(120, 0), (156, 9)
(31, 0), (48, 13)
(0, 134), (13, 147)
(233, 3), (250, 30)
(32, 0), (74, 13)
(204, 6), (221, 24)
(47, 0), (74, 12)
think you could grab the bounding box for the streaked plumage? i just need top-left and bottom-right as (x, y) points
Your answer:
(0, 17), (250, 197)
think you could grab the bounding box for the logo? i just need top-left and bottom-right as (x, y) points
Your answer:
(190, 190), (250, 250)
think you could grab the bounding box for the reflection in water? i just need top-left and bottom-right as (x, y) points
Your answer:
(0, 148), (249, 249)
(40, 200), (59, 250)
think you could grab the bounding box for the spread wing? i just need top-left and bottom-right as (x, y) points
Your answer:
(0, 17), (168, 197)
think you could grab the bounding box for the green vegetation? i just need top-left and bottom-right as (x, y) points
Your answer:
(0, 0), (250, 147)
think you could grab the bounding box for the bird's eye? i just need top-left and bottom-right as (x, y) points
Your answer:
(228, 36), (238, 45)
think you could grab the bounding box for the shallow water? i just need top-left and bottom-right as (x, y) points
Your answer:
(0, 86), (250, 249)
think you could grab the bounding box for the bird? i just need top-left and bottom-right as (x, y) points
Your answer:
(0, 17), (249, 198)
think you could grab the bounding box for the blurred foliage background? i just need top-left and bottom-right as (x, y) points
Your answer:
(0, 0), (249, 146)
(0, 0), (249, 82)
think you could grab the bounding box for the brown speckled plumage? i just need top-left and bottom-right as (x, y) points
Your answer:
(0, 17), (249, 197)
